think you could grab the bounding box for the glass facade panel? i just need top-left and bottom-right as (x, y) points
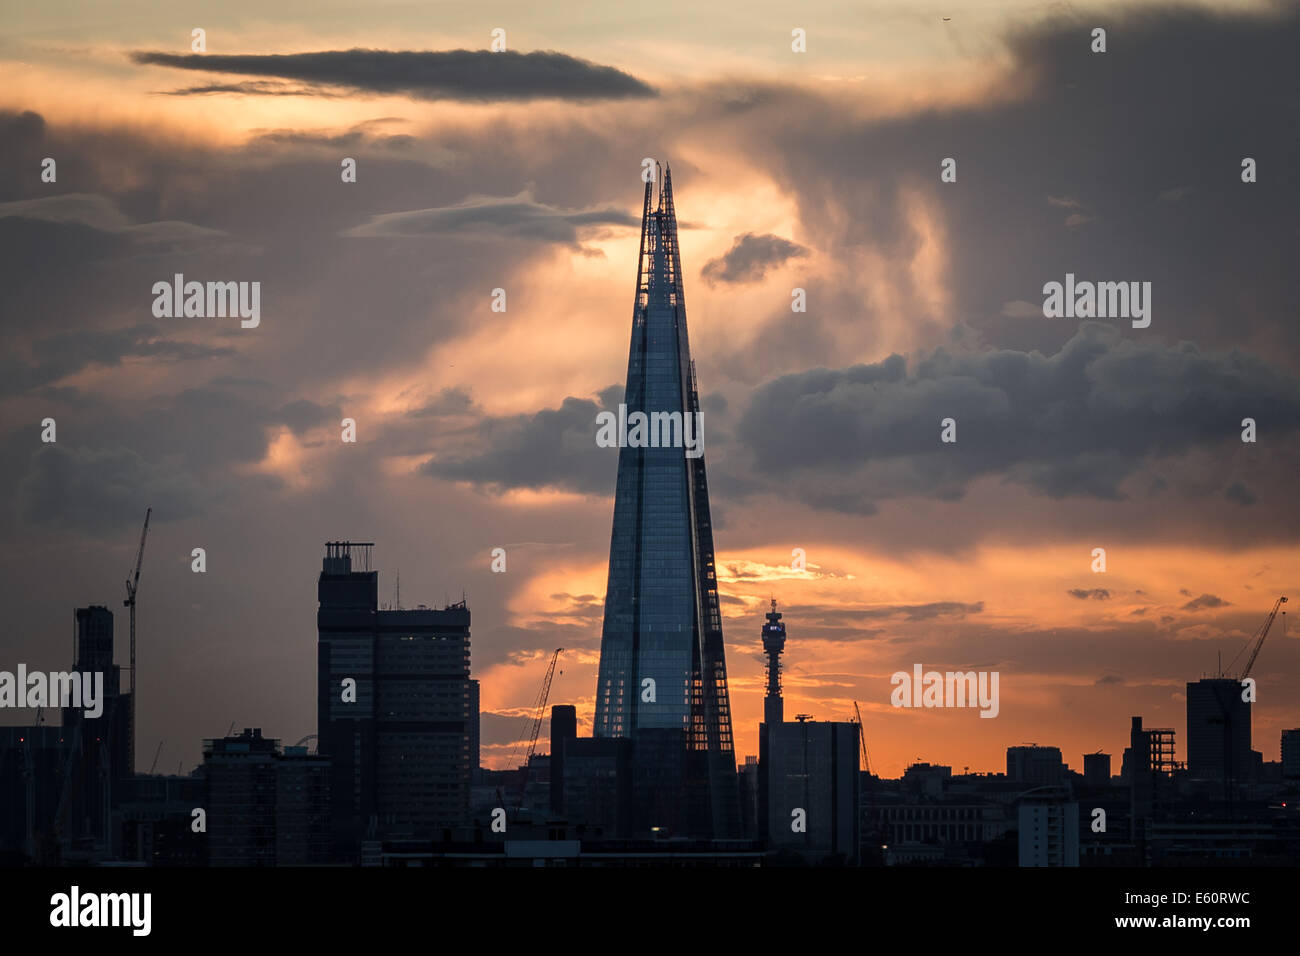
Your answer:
(592, 168), (739, 837)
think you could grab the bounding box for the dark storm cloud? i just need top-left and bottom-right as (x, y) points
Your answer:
(1068, 589), (1111, 600)
(277, 398), (342, 436)
(1, 383), (347, 538)
(0, 193), (243, 251)
(422, 395), (615, 495)
(1182, 593), (1229, 611)
(345, 192), (638, 246)
(0, 323), (234, 396)
(131, 49), (656, 102)
(16, 444), (205, 533)
(700, 232), (808, 285)
(716, 3), (1300, 365)
(734, 323), (1300, 512)
(0, 109), (44, 141)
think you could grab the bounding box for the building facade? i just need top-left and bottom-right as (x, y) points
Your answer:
(1186, 678), (1252, 792)
(592, 168), (739, 839)
(317, 541), (473, 856)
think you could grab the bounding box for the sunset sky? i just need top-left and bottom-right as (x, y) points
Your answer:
(2, 0), (1297, 778)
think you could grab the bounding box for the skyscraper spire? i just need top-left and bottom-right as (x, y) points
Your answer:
(593, 165), (739, 838)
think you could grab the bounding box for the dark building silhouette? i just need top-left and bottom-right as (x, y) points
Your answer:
(592, 167), (739, 839)
(755, 603), (859, 862)
(549, 704), (632, 834)
(1126, 716), (1177, 845)
(61, 605), (132, 856)
(550, 704), (577, 814)
(765, 718), (859, 863)
(0, 725), (67, 863)
(469, 678), (481, 784)
(563, 738), (633, 836)
(203, 729), (279, 866)
(737, 755), (760, 838)
(119, 773), (206, 867)
(1083, 751), (1111, 787)
(316, 541), (472, 856)
(1283, 729), (1300, 780)
(1186, 678), (1252, 795)
(901, 761), (952, 797)
(202, 728), (331, 866)
(1006, 745), (1065, 787)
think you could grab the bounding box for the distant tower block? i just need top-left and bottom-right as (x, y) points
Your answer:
(762, 599), (787, 727)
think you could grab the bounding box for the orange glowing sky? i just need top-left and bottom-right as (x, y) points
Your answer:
(1, 0), (1297, 778)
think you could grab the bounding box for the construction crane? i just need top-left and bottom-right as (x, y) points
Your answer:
(123, 507), (151, 775)
(149, 741), (164, 775)
(854, 701), (882, 858)
(1231, 596), (1287, 681)
(1207, 596), (1288, 810)
(853, 701), (872, 775)
(516, 648), (563, 809)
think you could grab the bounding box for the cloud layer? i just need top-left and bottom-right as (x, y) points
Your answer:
(133, 49), (657, 101)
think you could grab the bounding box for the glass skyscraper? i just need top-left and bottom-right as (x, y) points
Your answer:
(593, 166), (740, 838)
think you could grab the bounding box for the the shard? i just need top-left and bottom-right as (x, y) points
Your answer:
(593, 165), (740, 838)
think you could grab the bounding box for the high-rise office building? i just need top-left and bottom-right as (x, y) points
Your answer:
(765, 718), (860, 864)
(202, 728), (331, 866)
(1186, 678), (1252, 793)
(61, 605), (131, 853)
(592, 167), (739, 839)
(316, 542), (472, 855)
(469, 678), (481, 784)
(203, 728), (279, 867)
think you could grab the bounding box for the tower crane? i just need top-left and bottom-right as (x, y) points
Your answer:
(853, 701), (872, 775)
(1208, 596), (1287, 810)
(123, 507), (151, 774)
(516, 648), (563, 809)
(855, 700), (883, 857)
(149, 741), (164, 775)
(1232, 596), (1286, 681)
